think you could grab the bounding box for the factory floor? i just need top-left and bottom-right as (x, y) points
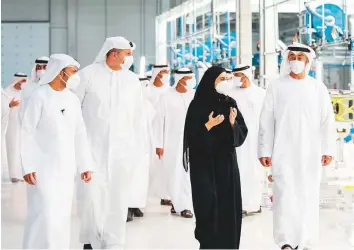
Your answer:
(2, 180), (354, 250)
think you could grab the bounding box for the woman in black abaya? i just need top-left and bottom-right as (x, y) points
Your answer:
(183, 66), (248, 249)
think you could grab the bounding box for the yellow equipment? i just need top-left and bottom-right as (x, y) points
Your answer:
(330, 93), (354, 122)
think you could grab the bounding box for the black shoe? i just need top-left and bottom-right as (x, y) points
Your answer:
(281, 244), (294, 250)
(127, 208), (133, 222)
(83, 244), (92, 249)
(242, 210), (247, 217)
(160, 199), (172, 206)
(131, 208), (144, 217)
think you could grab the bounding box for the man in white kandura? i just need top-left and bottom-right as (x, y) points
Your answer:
(21, 54), (93, 249)
(20, 56), (49, 116)
(145, 64), (173, 206)
(228, 65), (265, 215)
(126, 77), (156, 222)
(4, 72), (28, 183)
(155, 68), (195, 218)
(76, 36), (148, 250)
(145, 64), (171, 106)
(258, 43), (336, 250)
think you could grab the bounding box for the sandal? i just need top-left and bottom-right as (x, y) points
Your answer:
(180, 210), (193, 218)
(160, 199), (172, 206)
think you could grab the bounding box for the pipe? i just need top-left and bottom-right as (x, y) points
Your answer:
(259, 0), (265, 87)
(344, 0), (349, 40)
(236, 0), (240, 65)
(350, 17), (354, 88)
(322, 3), (325, 45)
(264, 0), (290, 10)
(226, 11), (230, 61)
(211, 0), (215, 63)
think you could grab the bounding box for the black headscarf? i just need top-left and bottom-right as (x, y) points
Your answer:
(194, 66), (226, 105)
(183, 66), (234, 171)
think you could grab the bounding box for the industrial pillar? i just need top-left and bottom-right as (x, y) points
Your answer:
(155, 18), (167, 64)
(260, 0), (279, 88)
(67, 0), (78, 58)
(236, 0), (253, 67)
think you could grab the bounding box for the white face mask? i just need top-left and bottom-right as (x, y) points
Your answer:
(36, 70), (46, 81)
(160, 74), (170, 86)
(62, 72), (80, 90)
(289, 60), (306, 75)
(233, 77), (243, 87)
(215, 80), (234, 94)
(121, 56), (134, 70)
(182, 78), (196, 91)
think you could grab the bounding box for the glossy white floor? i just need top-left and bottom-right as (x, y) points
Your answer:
(1, 180), (354, 250)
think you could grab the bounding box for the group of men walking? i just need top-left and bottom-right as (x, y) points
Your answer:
(1, 36), (335, 250)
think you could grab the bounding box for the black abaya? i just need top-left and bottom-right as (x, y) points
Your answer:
(183, 66), (248, 249)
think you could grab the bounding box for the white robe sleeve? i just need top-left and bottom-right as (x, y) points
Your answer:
(258, 83), (275, 158)
(76, 67), (91, 105)
(74, 101), (94, 174)
(319, 85), (336, 157)
(1, 92), (10, 123)
(133, 83), (149, 154)
(21, 94), (43, 176)
(154, 96), (165, 149)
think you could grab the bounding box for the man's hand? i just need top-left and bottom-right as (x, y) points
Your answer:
(81, 171), (92, 183)
(259, 157), (272, 167)
(229, 107), (237, 126)
(322, 155), (333, 166)
(24, 172), (36, 185)
(156, 148), (164, 159)
(9, 98), (20, 108)
(268, 175), (273, 183)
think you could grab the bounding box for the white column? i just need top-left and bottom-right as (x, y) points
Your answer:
(261, 0), (279, 88)
(67, 0), (78, 58)
(155, 18), (167, 64)
(236, 0), (252, 66)
(50, 0), (69, 54)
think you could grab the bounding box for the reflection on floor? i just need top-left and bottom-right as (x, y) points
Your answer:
(1, 181), (354, 250)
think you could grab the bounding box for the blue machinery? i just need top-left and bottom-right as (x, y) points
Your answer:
(156, 0), (239, 82)
(156, 0), (354, 88)
(299, 1), (354, 90)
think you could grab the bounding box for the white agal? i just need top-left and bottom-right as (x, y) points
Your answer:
(1, 89), (10, 180)
(4, 78), (26, 180)
(153, 88), (194, 212)
(258, 75), (336, 249)
(76, 61), (148, 249)
(21, 85), (93, 249)
(228, 84), (266, 212)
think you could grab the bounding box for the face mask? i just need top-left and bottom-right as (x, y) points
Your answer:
(233, 77), (243, 87)
(121, 56), (134, 70)
(61, 72), (80, 90)
(36, 70), (46, 81)
(160, 74), (170, 86)
(215, 80), (234, 94)
(289, 60), (306, 75)
(182, 78), (196, 91)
